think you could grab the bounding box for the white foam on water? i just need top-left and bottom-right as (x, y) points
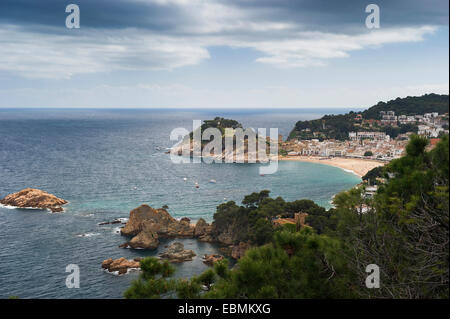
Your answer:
(103, 267), (141, 276)
(0, 204), (43, 210)
(77, 232), (100, 238)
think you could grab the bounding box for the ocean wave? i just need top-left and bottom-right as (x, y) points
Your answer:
(0, 203), (42, 210)
(103, 267), (140, 276)
(76, 232), (100, 238)
(342, 168), (359, 176)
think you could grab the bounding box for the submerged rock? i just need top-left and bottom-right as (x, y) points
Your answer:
(0, 188), (67, 213)
(159, 242), (196, 263)
(101, 257), (140, 275)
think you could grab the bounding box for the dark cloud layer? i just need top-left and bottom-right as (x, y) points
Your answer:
(0, 0), (446, 79)
(0, 0), (447, 34)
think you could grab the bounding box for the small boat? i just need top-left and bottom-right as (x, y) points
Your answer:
(183, 177), (187, 181)
(209, 179), (216, 184)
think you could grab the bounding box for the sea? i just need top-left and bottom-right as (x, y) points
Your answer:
(0, 108), (361, 299)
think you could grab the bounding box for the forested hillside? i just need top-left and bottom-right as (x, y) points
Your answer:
(362, 93), (449, 118)
(289, 94), (449, 140)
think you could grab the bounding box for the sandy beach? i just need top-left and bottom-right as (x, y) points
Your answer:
(279, 156), (386, 177)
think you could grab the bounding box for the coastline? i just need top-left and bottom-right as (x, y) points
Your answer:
(278, 156), (386, 177)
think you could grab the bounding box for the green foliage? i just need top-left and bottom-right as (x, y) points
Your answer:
(362, 94), (449, 119)
(204, 228), (356, 298)
(176, 279), (202, 299)
(197, 268), (216, 290)
(188, 117), (243, 146)
(362, 166), (384, 185)
(279, 149), (288, 156)
(212, 191), (330, 246)
(124, 257), (177, 299)
(249, 218), (273, 246)
(364, 151), (373, 157)
(336, 135), (449, 298)
(242, 190), (270, 208)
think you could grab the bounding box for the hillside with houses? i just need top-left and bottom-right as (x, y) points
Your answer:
(282, 94), (449, 161)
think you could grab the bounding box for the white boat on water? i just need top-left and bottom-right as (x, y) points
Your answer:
(209, 179), (217, 184)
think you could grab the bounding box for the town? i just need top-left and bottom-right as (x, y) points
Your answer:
(281, 111), (449, 161)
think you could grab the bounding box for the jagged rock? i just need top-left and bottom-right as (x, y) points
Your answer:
(101, 257), (140, 275)
(180, 217), (191, 224)
(231, 242), (250, 259)
(0, 188), (67, 212)
(121, 221), (159, 249)
(203, 254), (224, 266)
(159, 242), (196, 263)
(194, 218), (215, 242)
(121, 204), (194, 238)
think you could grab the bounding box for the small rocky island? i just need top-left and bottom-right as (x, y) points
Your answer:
(0, 188), (68, 212)
(102, 257), (141, 275)
(159, 242), (196, 263)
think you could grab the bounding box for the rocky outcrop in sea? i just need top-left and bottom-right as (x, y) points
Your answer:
(101, 257), (141, 275)
(0, 188), (68, 212)
(119, 204), (250, 259)
(159, 242), (196, 263)
(119, 204), (195, 249)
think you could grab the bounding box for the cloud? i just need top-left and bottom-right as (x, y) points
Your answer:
(0, 0), (446, 78)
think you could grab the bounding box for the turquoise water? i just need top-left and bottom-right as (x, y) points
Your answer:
(0, 109), (360, 298)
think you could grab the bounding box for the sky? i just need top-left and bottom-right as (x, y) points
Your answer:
(0, 0), (448, 109)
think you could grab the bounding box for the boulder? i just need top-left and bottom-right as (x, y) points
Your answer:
(0, 188), (67, 212)
(193, 218), (214, 242)
(102, 257), (140, 275)
(121, 204), (194, 238)
(121, 221), (159, 249)
(203, 254), (224, 266)
(159, 242), (196, 263)
(120, 205), (196, 249)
